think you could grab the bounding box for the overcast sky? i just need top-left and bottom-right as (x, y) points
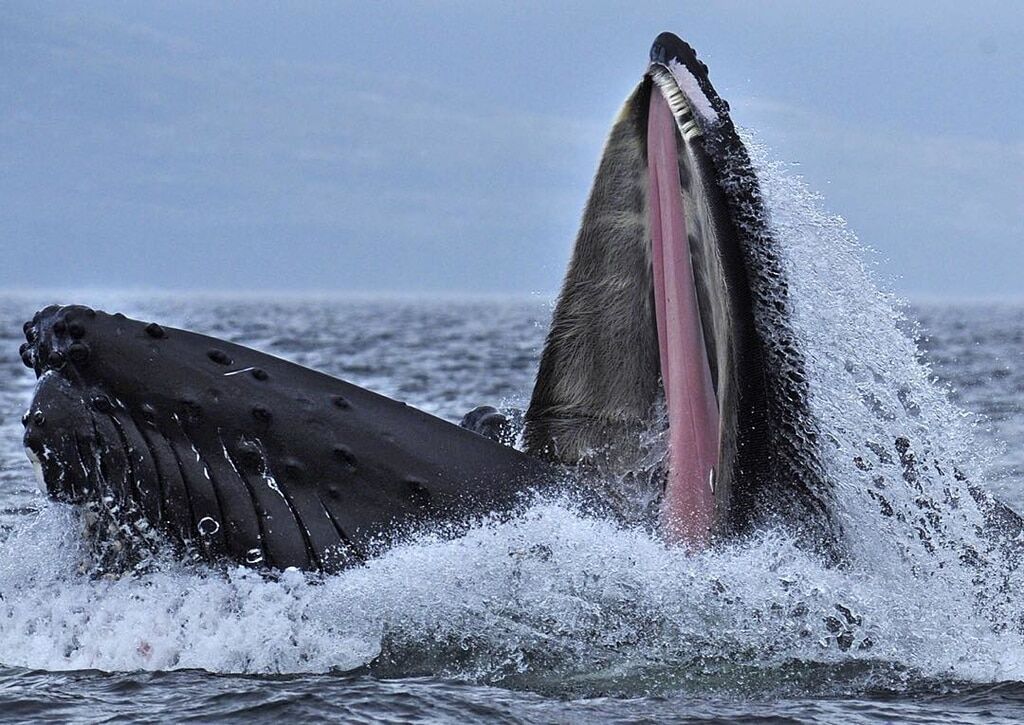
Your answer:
(2, 1), (1022, 297)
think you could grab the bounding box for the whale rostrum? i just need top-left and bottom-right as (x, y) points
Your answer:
(21, 305), (556, 572)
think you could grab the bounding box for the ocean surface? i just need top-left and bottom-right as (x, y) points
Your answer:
(1, 149), (1023, 722)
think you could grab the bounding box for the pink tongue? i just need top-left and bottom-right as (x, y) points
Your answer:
(647, 87), (720, 549)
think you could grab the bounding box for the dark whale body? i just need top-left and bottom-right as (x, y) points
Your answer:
(18, 33), (850, 571)
(21, 305), (554, 572)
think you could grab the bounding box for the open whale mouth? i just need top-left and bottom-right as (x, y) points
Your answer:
(20, 305), (550, 572)
(524, 33), (835, 554)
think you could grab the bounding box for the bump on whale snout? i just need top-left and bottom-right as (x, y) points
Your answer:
(23, 305), (98, 378)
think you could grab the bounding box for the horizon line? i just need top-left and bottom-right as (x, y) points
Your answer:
(0, 287), (1022, 306)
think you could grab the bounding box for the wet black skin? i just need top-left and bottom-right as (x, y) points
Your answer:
(20, 305), (556, 572)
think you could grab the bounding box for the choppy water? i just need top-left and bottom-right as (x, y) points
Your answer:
(1, 155), (1023, 722)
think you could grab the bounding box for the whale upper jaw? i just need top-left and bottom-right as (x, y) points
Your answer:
(20, 305), (553, 573)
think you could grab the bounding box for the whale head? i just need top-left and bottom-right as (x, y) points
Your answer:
(20, 304), (551, 572)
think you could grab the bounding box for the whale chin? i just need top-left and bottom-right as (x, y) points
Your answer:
(20, 304), (553, 573)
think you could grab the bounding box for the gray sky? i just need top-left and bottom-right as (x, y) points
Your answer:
(2, 1), (1022, 297)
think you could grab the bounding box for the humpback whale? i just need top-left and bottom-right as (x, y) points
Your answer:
(18, 33), (840, 572)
